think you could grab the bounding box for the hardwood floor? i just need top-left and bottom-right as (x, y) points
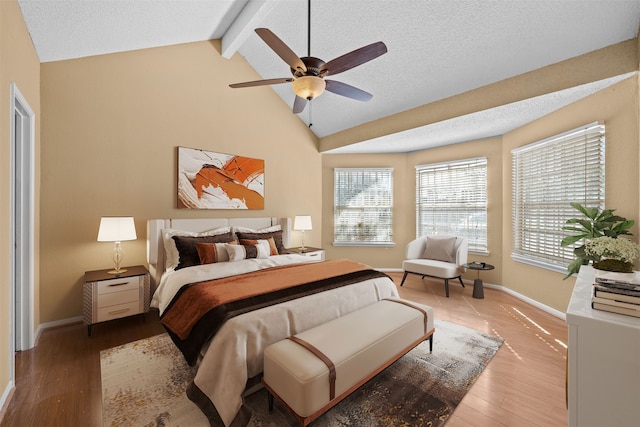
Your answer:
(393, 273), (568, 427)
(1, 273), (568, 427)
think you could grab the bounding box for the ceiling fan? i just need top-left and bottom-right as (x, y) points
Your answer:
(229, 0), (387, 115)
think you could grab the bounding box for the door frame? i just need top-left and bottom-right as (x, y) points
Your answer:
(10, 81), (36, 367)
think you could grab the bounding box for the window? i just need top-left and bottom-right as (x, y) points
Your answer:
(512, 122), (605, 271)
(416, 158), (488, 253)
(334, 168), (393, 246)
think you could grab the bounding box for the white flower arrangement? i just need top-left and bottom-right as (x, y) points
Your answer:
(584, 236), (640, 272)
(584, 236), (640, 262)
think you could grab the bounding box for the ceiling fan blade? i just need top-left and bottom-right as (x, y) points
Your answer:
(319, 41), (387, 76)
(293, 96), (308, 114)
(255, 28), (307, 73)
(325, 80), (373, 102)
(229, 78), (293, 88)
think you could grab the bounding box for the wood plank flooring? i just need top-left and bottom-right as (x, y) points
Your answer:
(0, 272), (568, 427)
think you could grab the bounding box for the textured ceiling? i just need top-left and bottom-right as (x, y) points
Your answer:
(18, 0), (640, 153)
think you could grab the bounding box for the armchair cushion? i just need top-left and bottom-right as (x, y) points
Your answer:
(422, 236), (456, 262)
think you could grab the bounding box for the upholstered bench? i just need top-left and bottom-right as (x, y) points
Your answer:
(262, 298), (434, 426)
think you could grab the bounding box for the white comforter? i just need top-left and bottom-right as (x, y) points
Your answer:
(151, 255), (399, 426)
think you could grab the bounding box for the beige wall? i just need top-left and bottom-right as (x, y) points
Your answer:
(322, 137), (503, 288)
(0, 0), (41, 405)
(502, 75), (640, 312)
(321, 154), (409, 268)
(39, 40), (321, 324)
(323, 76), (639, 314)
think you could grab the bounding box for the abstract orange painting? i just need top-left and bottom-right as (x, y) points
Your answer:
(177, 147), (264, 209)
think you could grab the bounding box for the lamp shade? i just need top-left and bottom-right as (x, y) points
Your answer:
(294, 215), (312, 231)
(97, 217), (137, 242)
(292, 76), (326, 100)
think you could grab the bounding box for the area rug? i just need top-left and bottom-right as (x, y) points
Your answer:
(101, 319), (503, 427)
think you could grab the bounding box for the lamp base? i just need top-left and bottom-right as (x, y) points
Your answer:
(108, 268), (127, 275)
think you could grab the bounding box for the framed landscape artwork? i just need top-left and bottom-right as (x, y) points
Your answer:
(177, 146), (265, 209)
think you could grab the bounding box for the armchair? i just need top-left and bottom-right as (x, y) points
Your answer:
(400, 235), (468, 297)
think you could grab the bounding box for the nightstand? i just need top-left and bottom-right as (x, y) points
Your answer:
(288, 247), (325, 261)
(83, 265), (150, 336)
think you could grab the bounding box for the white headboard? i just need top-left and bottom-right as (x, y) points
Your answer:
(146, 217), (291, 288)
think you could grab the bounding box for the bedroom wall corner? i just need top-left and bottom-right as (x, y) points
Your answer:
(39, 40), (321, 324)
(0, 0), (41, 415)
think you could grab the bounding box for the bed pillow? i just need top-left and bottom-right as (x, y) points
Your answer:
(422, 236), (457, 263)
(172, 232), (235, 270)
(235, 230), (286, 254)
(239, 237), (278, 256)
(195, 241), (237, 265)
(162, 226), (231, 271)
(232, 224), (281, 234)
(225, 241), (271, 261)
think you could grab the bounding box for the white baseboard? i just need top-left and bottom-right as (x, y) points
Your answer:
(0, 380), (15, 423)
(378, 268), (566, 320)
(34, 316), (83, 345)
(482, 282), (566, 320)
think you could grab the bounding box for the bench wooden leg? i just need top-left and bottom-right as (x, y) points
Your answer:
(458, 276), (465, 288)
(268, 390), (274, 413)
(444, 279), (450, 297)
(429, 335), (433, 353)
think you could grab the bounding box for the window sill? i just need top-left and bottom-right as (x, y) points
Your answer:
(511, 254), (568, 275)
(469, 249), (490, 256)
(332, 242), (396, 248)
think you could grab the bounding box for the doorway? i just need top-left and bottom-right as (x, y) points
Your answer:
(10, 81), (35, 369)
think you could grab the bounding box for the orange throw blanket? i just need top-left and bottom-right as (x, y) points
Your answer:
(161, 259), (389, 364)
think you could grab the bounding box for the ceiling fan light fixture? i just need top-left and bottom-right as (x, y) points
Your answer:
(292, 76), (326, 100)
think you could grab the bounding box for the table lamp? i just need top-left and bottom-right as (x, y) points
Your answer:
(97, 216), (137, 274)
(294, 215), (312, 251)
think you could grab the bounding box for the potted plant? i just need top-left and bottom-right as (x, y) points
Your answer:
(560, 202), (635, 278)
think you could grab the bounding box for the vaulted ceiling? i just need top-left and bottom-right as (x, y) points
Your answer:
(18, 0), (640, 153)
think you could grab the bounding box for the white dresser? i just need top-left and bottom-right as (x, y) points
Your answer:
(566, 266), (640, 427)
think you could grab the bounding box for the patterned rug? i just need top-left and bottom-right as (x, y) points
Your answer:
(101, 319), (503, 427)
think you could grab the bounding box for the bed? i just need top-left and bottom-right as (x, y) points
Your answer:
(147, 217), (400, 426)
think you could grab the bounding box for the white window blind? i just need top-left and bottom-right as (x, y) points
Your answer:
(334, 168), (393, 246)
(416, 157), (487, 252)
(512, 122), (605, 270)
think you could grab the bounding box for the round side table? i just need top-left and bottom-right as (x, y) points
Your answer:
(463, 262), (494, 299)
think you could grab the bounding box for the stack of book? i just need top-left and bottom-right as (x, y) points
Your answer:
(592, 277), (640, 318)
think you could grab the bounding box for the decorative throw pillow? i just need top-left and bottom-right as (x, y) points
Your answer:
(239, 237), (278, 256)
(225, 241), (270, 261)
(162, 227), (231, 270)
(172, 232), (235, 270)
(235, 230), (286, 254)
(196, 241), (237, 264)
(422, 236), (457, 263)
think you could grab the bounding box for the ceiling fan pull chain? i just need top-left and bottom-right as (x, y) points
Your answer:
(308, 100), (313, 128)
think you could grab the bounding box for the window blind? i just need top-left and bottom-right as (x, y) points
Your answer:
(334, 168), (393, 246)
(511, 122), (605, 269)
(415, 157), (488, 252)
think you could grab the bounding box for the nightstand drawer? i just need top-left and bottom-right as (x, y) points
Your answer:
(97, 301), (140, 323)
(97, 276), (139, 295)
(98, 288), (139, 308)
(302, 251), (324, 261)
